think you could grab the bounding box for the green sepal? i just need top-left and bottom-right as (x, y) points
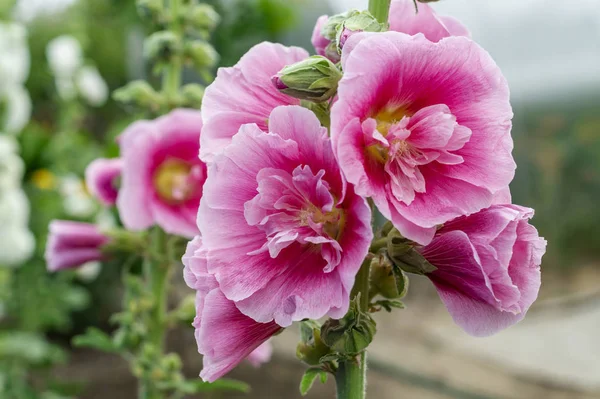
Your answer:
(320, 295), (376, 355)
(386, 229), (437, 275)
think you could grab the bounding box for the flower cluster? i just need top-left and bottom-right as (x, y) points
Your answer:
(0, 23), (35, 267)
(45, 0), (547, 386)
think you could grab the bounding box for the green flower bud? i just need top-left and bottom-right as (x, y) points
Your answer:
(321, 10), (360, 40)
(335, 11), (387, 51)
(113, 80), (164, 112)
(184, 40), (219, 71)
(272, 56), (342, 103)
(136, 0), (163, 21)
(369, 255), (409, 299)
(144, 31), (180, 62)
(320, 295), (376, 355)
(185, 4), (221, 32)
(181, 84), (205, 108)
(386, 229), (437, 275)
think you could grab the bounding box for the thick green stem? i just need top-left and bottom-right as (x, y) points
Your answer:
(368, 0), (391, 24)
(335, 260), (371, 399)
(162, 0), (183, 104)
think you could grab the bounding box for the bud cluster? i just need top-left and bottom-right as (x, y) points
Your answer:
(116, 0), (221, 113)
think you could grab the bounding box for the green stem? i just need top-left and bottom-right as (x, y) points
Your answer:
(369, 237), (387, 254)
(162, 0), (183, 104)
(368, 0), (391, 24)
(336, 260), (371, 399)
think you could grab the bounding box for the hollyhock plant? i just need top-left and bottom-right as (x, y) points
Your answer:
(85, 158), (122, 206)
(45, 220), (109, 271)
(419, 205), (546, 336)
(183, 236), (281, 382)
(200, 42), (308, 161)
(197, 105), (372, 327)
(311, 0), (469, 61)
(331, 31), (515, 245)
(117, 109), (206, 238)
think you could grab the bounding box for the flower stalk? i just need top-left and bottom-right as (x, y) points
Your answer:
(368, 0), (391, 25)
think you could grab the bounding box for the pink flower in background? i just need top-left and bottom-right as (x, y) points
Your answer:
(420, 205), (546, 337)
(311, 15), (339, 62)
(197, 106), (372, 327)
(117, 109), (205, 238)
(311, 0), (469, 61)
(45, 220), (109, 271)
(183, 237), (281, 382)
(200, 42), (308, 162)
(331, 32), (515, 245)
(246, 341), (273, 368)
(388, 0), (470, 42)
(85, 158), (122, 206)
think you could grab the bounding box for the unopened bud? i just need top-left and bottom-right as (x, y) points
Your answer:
(144, 31), (180, 62)
(272, 56), (342, 103)
(181, 83), (205, 108)
(185, 4), (220, 32)
(369, 255), (408, 299)
(136, 0), (163, 21)
(184, 40), (219, 71)
(386, 229), (437, 275)
(320, 295), (376, 355)
(335, 11), (386, 52)
(113, 80), (164, 111)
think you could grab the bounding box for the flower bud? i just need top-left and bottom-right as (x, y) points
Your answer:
(113, 80), (164, 111)
(184, 40), (219, 71)
(181, 83), (205, 108)
(335, 11), (386, 52)
(272, 56), (342, 103)
(369, 255), (408, 299)
(143, 31), (180, 62)
(136, 0), (163, 21)
(320, 295), (376, 355)
(386, 229), (437, 275)
(185, 4), (220, 32)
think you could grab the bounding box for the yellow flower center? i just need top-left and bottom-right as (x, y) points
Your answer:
(153, 159), (195, 204)
(365, 106), (412, 165)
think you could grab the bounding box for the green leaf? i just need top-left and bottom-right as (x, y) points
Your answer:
(72, 328), (119, 353)
(178, 378), (250, 394)
(299, 368), (328, 396)
(0, 332), (66, 365)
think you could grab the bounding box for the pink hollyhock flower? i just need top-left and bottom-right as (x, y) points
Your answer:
(183, 236), (281, 382)
(85, 158), (122, 206)
(420, 205), (546, 337)
(117, 109), (206, 238)
(45, 220), (109, 271)
(198, 106), (372, 327)
(200, 42), (308, 162)
(311, 15), (339, 62)
(246, 341), (273, 368)
(311, 0), (469, 61)
(388, 0), (470, 42)
(331, 32), (515, 245)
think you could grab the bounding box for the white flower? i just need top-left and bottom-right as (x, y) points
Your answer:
(59, 174), (96, 217)
(1, 85), (32, 134)
(0, 137), (25, 190)
(0, 189), (30, 227)
(0, 227), (35, 267)
(0, 22), (30, 87)
(54, 76), (77, 101)
(76, 65), (108, 107)
(46, 35), (83, 79)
